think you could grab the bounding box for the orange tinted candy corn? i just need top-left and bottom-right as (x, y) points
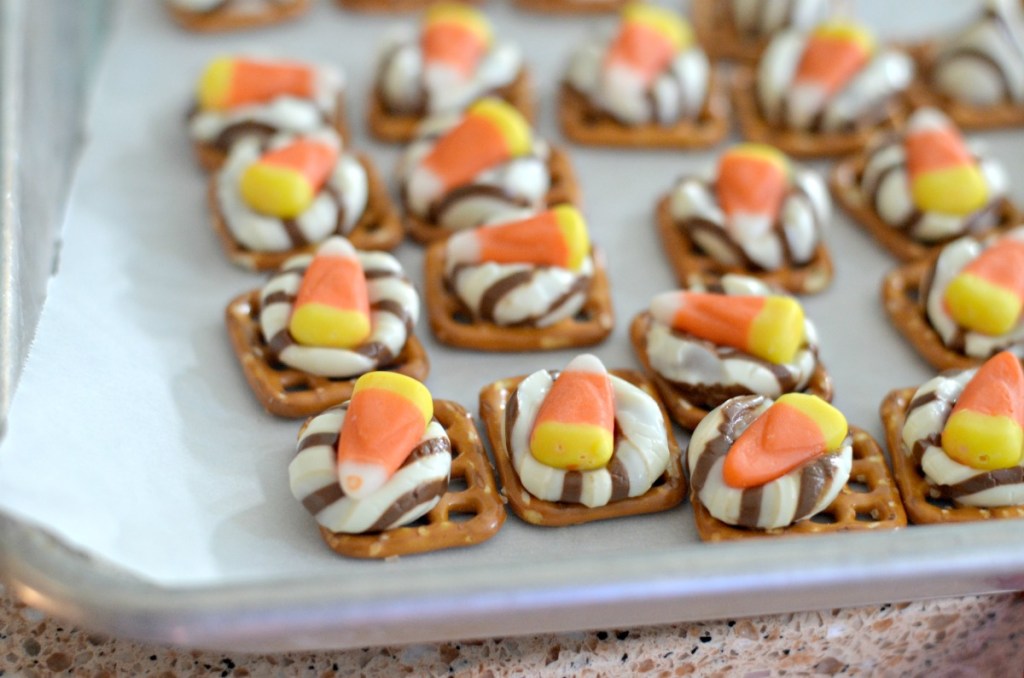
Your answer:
(419, 98), (531, 195)
(198, 57), (316, 112)
(421, 3), (492, 79)
(942, 351), (1024, 471)
(240, 138), (338, 218)
(603, 4), (690, 86)
(446, 205), (590, 271)
(904, 108), (989, 216)
(792, 23), (874, 98)
(650, 291), (805, 365)
(336, 372), (433, 499)
(716, 144), (791, 222)
(530, 354), (616, 471)
(722, 393), (848, 489)
(945, 239), (1024, 336)
(289, 237), (371, 349)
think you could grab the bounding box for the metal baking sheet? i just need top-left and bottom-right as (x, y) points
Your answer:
(2, 0), (1023, 652)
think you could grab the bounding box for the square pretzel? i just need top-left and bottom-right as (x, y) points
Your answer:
(192, 93), (351, 174)
(731, 67), (908, 158)
(311, 399), (507, 558)
(690, 0), (770, 64)
(423, 243), (614, 351)
(692, 427), (908, 542)
(830, 150), (1019, 263)
(655, 195), (835, 295)
(557, 71), (730, 149)
(881, 387), (1024, 525)
(210, 153), (404, 272)
(225, 290), (430, 418)
(404, 146), (581, 244)
(335, 0), (481, 11)
(167, 0), (309, 32)
(881, 258), (981, 372)
(511, 0), (627, 13)
(479, 369), (687, 526)
(907, 41), (1024, 131)
(629, 311), (834, 430)
(367, 69), (536, 144)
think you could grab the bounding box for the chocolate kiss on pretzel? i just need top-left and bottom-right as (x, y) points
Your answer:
(904, 108), (989, 217)
(289, 237), (371, 349)
(941, 351), (1024, 472)
(723, 393), (847, 489)
(198, 56), (316, 113)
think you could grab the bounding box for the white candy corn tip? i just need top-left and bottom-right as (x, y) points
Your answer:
(907, 107), (952, 134)
(650, 291), (682, 327)
(316, 236), (358, 259)
(786, 84), (826, 130)
(445, 229), (482, 265)
(563, 353), (607, 375)
(338, 461), (388, 500)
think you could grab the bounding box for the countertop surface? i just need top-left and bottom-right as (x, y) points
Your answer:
(0, 586), (1021, 676)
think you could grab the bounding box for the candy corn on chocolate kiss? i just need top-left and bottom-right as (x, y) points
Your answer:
(367, 4), (534, 143)
(688, 394), (906, 541)
(558, 5), (728, 149)
(187, 57), (349, 173)
(732, 21), (913, 158)
(830, 108), (1018, 263)
(166, 0), (309, 33)
(226, 237), (429, 417)
(656, 144), (835, 295)
(479, 355), (686, 527)
(630, 278), (834, 430)
(400, 98), (580, 243)
(290, 373), (504, 558)
(883, 229), (1024, 371)
(424, 205), (614, 351)
(882, 351), (1024, 525)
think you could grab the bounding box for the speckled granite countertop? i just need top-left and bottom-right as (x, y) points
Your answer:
(1, 585), (1021, 676)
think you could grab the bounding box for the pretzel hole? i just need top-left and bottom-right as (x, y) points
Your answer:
(925, 494), (956, 510)
(848, 480), (871, 494)
(283, 380), (311, 393)
(855, 508), (879, 522)
(447, 476), (469, 493)
(453, 310), (473, 325)
(809, 511), (837, 524)
(267, 359), (288, 372)
(446, 509), (478, 523)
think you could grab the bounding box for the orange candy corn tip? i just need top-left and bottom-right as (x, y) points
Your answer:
(418, 98), (532, 196)
(240, 138), (339, 218)
(944, 238), (1024, 336)
(604, 4), (691, 84)
(422, 3), (492, 77)
(446, 205), (590, 271)
(336, 372), (433, 499)
(198, 57), (316, 112)
(904, 108), (989, 216)
(289, 237), (371, 350)
(942, 351), (1024, 471)
(715, 144), (791, 221)
(792, 22), (874, 93)
(650, 291), (805, 365)
(722, 394), (848, 489)
(529, 354), (616, 471)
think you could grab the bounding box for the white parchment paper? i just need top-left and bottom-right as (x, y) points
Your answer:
(0, 0), (1004, 586)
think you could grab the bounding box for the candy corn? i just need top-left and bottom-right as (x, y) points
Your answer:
(904, 108), (990, 216)
(445, 205), (590, 271)
(603, 4), (691, 87)
(289, 238), (371, 349)
(944, 239), (1024, 336)
(416, 98), (532, 197)
(789, 22), (874, 122)
(715, 144), (791, 236)
(650, 291), (805, 365)
(421, 3), (492, 81)
(722, 393), (848, 489)
(198, 57), (316, 113)
(942, 351), (1024, 471)
(336, 372), (433, 499)
(529, 354), (616, 471)
(239, 138), (338, 218)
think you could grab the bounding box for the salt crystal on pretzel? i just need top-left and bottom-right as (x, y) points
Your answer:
(905, 108), (990, 217)
(529, 354), (615, 471)
(650, 290), (805, 365)
(944, 237), (1024, 336)
(336, 372), (434, 499)
(722, 393), (847, 489)
(941, 351), (1024, 471)
(198, 56), (316, 112)
(788, 22), (874, 129)
(445, 205), (589, 271)
(421, 3), (493, 86)
(239, 138), (338, 218)
(288, 237), (371, 350)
